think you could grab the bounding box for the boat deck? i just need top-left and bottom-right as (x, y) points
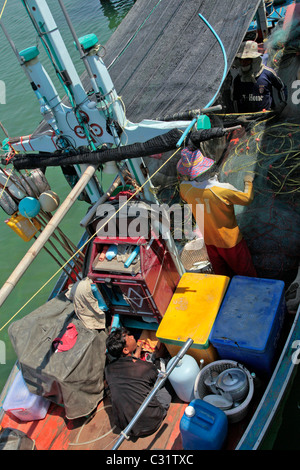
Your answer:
(0, 389), (260, 451)
(0, 394), (186, 450)
(0, 312), (296, 451)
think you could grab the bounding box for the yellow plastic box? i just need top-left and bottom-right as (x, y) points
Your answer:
(156, 273), (230, 364)
(5, 213), (41, 241)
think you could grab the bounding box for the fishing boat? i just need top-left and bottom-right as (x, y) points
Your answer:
(0, 0), (299, 452)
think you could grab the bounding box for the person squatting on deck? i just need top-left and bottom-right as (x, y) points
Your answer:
(105, 327), (172, 437)
(231, 40), (287, 113)
(178, 147), (257, 277)
(65, 277), (107, 330)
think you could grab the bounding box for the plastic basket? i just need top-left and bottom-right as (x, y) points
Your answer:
(193, 360), (254, 423)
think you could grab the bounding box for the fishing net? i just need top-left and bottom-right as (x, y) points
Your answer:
(217, 116), (300, 281)
(150, 17), (300, 282)
(216, 17), (300, 281)
(265, 19), (300, 75)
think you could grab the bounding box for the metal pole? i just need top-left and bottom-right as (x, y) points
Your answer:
(112, 337), (194, 450)
(57, 0), (100, 99)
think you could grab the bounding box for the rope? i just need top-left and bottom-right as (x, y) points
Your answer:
(0, 146), (182, 331)
(0, 0), (7, 19)
(222, 118), (300, 196)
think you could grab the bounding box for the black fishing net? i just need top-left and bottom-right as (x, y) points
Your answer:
(216, 17), (300, 281)
(218, 116), (300, 280)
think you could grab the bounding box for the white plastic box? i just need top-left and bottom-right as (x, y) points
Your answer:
(3, 370), (50, 421)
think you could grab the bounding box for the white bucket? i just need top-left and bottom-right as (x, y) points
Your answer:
(194, 360), (254, 423)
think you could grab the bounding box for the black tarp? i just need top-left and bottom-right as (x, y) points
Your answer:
(8, 293), (107, 419)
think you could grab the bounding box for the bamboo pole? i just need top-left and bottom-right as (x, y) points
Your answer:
(0, 165), (97, 308)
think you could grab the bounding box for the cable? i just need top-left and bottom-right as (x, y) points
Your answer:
(198, 13), (228, 109)
(0, 0), (7, 19)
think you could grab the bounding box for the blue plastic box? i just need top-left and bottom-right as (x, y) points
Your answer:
(180, 399), (228, 450)
(210, 276), (286, 376)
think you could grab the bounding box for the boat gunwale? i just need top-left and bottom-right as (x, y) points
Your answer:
(1, 269), (299, 450)
(236, 304), (300, 450)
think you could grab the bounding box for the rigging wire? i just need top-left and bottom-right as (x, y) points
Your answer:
(0, 0), (7, 19)
(107, 0), (164, 70)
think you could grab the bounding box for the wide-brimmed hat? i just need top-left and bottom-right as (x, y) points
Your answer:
(177, 148), (215, 179)
(236, 40), (261, 59)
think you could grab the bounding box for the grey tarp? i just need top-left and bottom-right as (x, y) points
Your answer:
(8, 293), (107, 419)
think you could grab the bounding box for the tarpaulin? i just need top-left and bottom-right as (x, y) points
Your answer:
(103, 0), (261, 122)
(34, 0), (260, 132)
(8, 293), (107, 419)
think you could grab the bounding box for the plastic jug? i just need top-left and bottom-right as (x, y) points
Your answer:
(180, 399), (228, 450)
(167, 354), (200, 402)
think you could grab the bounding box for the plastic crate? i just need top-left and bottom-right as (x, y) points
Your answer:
(210, 276), (286, 376)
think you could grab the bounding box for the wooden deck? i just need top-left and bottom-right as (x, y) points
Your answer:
(0, 394), (187, 451)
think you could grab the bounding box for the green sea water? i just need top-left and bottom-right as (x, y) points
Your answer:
(0, 0), (135, 391)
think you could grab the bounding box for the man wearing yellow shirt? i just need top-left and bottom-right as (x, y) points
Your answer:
(178, 147), (257, 277)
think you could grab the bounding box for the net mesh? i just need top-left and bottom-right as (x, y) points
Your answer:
(218, 116), (300, 280)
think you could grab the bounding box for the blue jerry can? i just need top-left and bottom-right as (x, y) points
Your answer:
(180, 398), (228, 450)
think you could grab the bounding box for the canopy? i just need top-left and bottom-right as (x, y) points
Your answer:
(101, 0), (261, 122)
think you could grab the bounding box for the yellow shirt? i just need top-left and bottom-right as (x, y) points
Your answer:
(180, 176), (254, 248)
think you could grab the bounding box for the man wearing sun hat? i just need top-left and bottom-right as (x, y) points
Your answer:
(232, 40), (286, 113)
(178, 147), (257, 277)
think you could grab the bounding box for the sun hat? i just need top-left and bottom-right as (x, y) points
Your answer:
(236, 41), (262, 59)
(177, 148), (215, 179)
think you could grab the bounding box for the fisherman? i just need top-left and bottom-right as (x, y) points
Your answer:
(177, 147), (257, 277)
(65, 277), (107, 330)
(231, 40), (287, 113)
(105, 327), (172, 437)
